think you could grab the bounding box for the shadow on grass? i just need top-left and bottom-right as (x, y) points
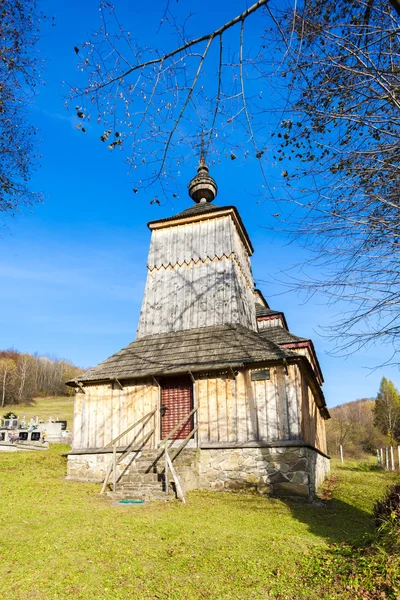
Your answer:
(279, 463), (390, 546)
(280, 496), (372, 546)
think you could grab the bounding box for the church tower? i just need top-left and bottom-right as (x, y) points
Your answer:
(67, 158), (330, 502)
(137, 157), (257, 337)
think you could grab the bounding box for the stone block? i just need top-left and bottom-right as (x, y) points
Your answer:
(219, 458), (241, 471)
(289, 471), (309, 485)
(205, 468), (218, 481)
(257, 484), (271, 496)
(244, 473), (259, 485)
(267, 471), (289, 484)
(224, 480), (244, 491)
(273, 482), (309, 498)
(290, 458), (308, 472)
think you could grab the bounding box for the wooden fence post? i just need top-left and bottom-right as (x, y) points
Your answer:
(385, 447), (389, 470)
(390, 446), (395, 471)
(376, 449), (380, 466)
(164, 449), (169, 494)
(113, 443), (117, 492)
(339, 444), (344, 464)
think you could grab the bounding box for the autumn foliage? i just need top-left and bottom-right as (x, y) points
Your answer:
(0, 349), (83, 407)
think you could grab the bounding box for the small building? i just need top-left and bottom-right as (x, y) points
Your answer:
(67, 159), (330, 500)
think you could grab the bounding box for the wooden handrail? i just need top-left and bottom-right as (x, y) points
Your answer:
(158, 407), (197, 447)
(100, 427), (155, 495)
(100, 427), (156, 495)
(162, 408), (198, 503)
(165, 451), (185, 503)
(104, 409), (156, 449)
(169, 426), (199, 462)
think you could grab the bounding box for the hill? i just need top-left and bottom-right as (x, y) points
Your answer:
(326, 397), (386, 458)
(3, 396), (75, 429)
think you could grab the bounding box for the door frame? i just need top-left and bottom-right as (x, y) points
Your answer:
(158, 375), (196, 443)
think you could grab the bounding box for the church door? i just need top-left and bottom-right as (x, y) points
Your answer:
(160, 377), (194, 440)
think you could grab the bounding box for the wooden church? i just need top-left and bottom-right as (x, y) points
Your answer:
(67, 158), (330, 501)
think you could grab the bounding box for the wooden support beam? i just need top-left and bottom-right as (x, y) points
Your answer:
(113, 378), (124, 390)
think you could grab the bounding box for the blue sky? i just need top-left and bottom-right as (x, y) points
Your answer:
(1, 0), (398, 408)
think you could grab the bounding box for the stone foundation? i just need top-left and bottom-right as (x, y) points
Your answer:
(198, 446), (329, 499)
(67, 444), (330, 500)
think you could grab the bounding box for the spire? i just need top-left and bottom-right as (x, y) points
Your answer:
(188, 143), (218, 203)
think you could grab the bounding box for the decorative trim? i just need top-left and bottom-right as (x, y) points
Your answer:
(257, 312), (288, 330)
(147, 253), (254, 292)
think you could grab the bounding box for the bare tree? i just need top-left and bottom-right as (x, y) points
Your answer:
(70, 1), (400, 361)
(265, 0), (400, 361)
(0, 349), (82, 406)
(0, 0), (46, 219)
(0, 358), (16, 407)
(68, 0), (273, 201)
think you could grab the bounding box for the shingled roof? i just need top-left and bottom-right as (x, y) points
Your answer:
(69, 324), (297, 385)
(255, 306), (280, 318)
(259, 327), (308, 346)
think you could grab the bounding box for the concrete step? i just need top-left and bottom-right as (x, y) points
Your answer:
(119, 473), (160, 484)
(121, 484), (165, 493)
(107, 489), (172, 502)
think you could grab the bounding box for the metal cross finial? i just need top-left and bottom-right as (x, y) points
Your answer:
(199, 134), (206, 168)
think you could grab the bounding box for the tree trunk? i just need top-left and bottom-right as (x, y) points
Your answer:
(1, 366), (8, 408)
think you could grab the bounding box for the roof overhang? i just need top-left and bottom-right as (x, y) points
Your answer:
(281, 340), (324, 385)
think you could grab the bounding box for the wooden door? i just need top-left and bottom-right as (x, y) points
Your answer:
(160, 377), (194, 440)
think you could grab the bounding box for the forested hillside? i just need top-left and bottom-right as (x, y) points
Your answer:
(327, 377), (400, 457)
(0, 350), (83, 407)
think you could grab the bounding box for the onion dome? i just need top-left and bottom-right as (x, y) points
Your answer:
(188, 155), (218, 203)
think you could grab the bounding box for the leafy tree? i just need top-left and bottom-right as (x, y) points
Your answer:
(374, 377), (400, 444)
(0, 0), (45, 219)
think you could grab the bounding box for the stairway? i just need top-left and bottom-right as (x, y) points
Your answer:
(106, 448), (199, 502)
(107, 449), (171, 502)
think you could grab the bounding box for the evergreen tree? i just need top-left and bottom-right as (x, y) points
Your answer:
(374, 377), (400, 444)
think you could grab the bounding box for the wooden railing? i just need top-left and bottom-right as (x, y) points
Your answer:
(158, 407), (198, 503)
(100, 409), (156, 495)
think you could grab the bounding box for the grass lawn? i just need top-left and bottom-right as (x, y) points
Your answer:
(0, 448), (398, 600)
(2, 396), (74, 427)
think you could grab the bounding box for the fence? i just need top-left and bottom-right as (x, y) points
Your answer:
(376, 446), (400, 471)
(336, 444), (400, 470)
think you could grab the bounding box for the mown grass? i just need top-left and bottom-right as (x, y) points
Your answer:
(0, 448), (398, 600)
(2, 396), (74, 426)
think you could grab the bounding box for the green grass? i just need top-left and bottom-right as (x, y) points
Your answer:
(3, 396), (74, 427)
(0, 448), (398, 600)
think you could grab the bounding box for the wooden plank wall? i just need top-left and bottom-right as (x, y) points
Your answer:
(300, 379), (327, 454)
(72, 364), (321, 450)
(72, 381), (158, 450)
(257, 317), (285, 330)
(197, 366), (302, 444)
(137, 215), (258, 338)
